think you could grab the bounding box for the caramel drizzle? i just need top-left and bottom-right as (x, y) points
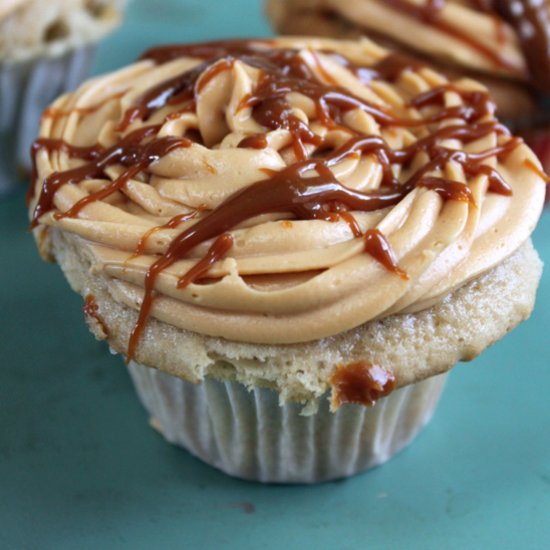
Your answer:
(29, 42), (521, 360)
(41, 91), (126, 122)
(83, 294), (109, 337)
(129, 207), (206, 260)
(139, 39), (277, 65)
(237, 134), (268, 149)
(330, 361), (396, 408)
(523, 158), (550, 184)
(364, 229), (408, 279)
(30, 126), (191, 228)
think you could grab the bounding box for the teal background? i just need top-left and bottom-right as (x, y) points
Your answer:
(1, 1), (549, 548)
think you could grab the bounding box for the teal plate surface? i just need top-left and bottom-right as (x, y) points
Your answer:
(1, 1), (549, 548)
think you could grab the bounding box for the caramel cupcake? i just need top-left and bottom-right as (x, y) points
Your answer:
(0, 0), (125, 195)
(28, 37), (545, 482)
(266, 1), (550, 181)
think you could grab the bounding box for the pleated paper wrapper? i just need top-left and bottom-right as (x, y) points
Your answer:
(0, 45), (96, 195)
(128, 361), (447, 483)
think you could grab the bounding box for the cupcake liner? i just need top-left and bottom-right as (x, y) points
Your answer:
(0, 44), (96, 196)
(127, 361), (447, 484)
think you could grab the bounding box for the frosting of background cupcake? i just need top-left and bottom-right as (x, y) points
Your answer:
(265, 0), (550, 182)
(28, 37), (546, 482)
(0, 0), (125, 195)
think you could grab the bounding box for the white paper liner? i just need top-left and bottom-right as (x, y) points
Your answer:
(0, 45), (96, 195)
(127, 361), (448, 483)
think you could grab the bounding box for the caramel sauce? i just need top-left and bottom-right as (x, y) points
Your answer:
(30, 126), (190, 227)
(196, 57), (235, 93)
(309, 48), (340, 85)
(131, 207), (206, 259)
(28, 40), (527, 361)
(237, 134), (268, 149)
(338, 210), (362, 238)
(176, 233), (234, 289)
(140, 39), (276, 64)
(124, 42), (491, 148)
(83, 294), (109, 337)
(371, 52), (426, 82)
(42, 91), (126, 122)
(114, 63), (205, 131)
(364, 229), (408, 279)
(418, 176), (474, 204)
(127, 233), (233, 359)
(330, 362), (396, 407)
(523, 158), (550, 183)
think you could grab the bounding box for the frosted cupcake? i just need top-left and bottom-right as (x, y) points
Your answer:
(28, 37), (545, 483)
(266, 0), (550, 185)
(0, 0), (125, 195)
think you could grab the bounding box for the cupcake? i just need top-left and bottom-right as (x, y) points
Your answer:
(0, 0), (125, 195)
(265, 0), (550, 186)
(28, 36), (545, 483)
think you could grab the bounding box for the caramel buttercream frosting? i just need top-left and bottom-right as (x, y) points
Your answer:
(0, 0), (124, 61)
(28, 37), (546, 358)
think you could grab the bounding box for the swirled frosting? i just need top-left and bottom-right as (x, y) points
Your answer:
(0, 0), (124, 61)
(28, 37), (546, 355)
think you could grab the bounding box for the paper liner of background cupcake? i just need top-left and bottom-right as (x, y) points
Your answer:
(266, 0), (550, 203)
(28, 35), (546, 483)
(0, 0), (126, 195)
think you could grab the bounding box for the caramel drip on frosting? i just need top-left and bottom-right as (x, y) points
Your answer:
(31, 127), (191, 227)
(330, 362), (396, 408)
(83, 294), (109, 337)
(140, 39), (277, 64)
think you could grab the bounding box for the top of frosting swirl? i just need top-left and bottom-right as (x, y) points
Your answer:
(28, 36), (546, 355)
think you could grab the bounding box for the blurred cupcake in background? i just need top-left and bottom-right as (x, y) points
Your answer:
(265, 0), (550, 197)
(0, 0), (126, 196)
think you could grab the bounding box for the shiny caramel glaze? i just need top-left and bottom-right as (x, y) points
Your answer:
(330, 361), (396, 407)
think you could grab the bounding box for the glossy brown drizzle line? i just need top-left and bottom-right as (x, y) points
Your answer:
(83, 294), (109, 337)
(330, 361), (396, 407)
(30, 40), (519, 360)
(30, 126), (191, 225)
